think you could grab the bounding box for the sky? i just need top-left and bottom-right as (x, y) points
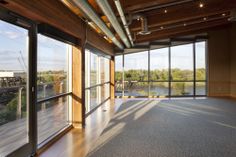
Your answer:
(0, 19), (205, 73)
(0, 20), (69, 73)
(115, 42), (206, 71)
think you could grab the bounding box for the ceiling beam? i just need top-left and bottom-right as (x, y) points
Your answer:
(124, 0), (191, 13)
(135, 19), (229, 43)
(130, 0), (236, 31)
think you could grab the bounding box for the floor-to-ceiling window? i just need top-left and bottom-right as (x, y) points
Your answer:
(37, 34), (72, 145)
(115, 41), (207, 97)
(115, 55), (123, 97)
(171, 44), (194, 96)
(0, 19), (29, 157)
(85, 48), (110, 114)
(150, 48), (169, 97)
(124, 51), (148, 96)
(195, 42), (207, 95)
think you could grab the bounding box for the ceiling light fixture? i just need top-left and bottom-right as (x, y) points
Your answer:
(160, 26), (164, 29)
(222, 13), (226, 16)
(203, 17), (207, 21)
(184, 23), (187, 26)
(164, 9), (168, 13)
(199, 2), (204, 8)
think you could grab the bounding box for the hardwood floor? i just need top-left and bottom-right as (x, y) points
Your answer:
(38, 99), (125, 157)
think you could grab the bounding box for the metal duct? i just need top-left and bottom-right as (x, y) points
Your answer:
(96, 0), (131, 48)
(70, 0), (124, 49)
(229, 9), (236, 21)
(113, 0), (134, 46)
(138, 15), (151, 35)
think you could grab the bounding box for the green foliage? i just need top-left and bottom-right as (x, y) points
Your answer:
(115, 68), (206, 81)
(0, 92), (26, 125)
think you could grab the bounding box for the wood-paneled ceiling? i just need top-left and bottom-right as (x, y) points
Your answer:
(77, 0), (236, 44)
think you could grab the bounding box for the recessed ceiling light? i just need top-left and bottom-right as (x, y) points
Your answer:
(164, 9), (168, 13)
(160, 26), (164, 29)
(203, 17), (207, 21)
(199, 2), (204, 8)
(184, 23), (187, 26)
(222, 13), (226, 16)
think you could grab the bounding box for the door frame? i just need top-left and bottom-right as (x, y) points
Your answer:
(0, 7), (37, 157)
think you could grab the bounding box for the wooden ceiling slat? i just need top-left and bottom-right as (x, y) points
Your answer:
(136, 19), (229, 43)
(130, 0), (236, 32)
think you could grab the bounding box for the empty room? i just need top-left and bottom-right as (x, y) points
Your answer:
(0, 0), (236, 157)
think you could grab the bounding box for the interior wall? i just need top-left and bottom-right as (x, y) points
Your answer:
(208, 27), (231, 97)
(230, 23), (236, 98)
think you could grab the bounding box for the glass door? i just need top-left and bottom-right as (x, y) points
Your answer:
(0, 11), (34, 157)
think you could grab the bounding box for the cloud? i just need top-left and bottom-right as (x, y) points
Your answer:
(3, 31), (22, 39)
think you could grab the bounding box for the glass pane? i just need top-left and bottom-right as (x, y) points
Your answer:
(171, 82), (194, 96)
(105, 58), (110, 82)
(100, 57), (105, 83)
(37, 34), (70, 99)
(90, 53), (98, 86)
(85, 49), (90, 88)
(150, 48), (169, 81)
(37, 96), (69, 144)
(115, 55), (122, 81)
(101, 84), (105, 102)
(124, 81), (148, 96)
(124, 51), (148, 81)
(0, 20), (29, 156)
(150, 82), (169, 96)
(196, 82), (206, 95)
(196, 42), (206, 80)
(85, 89), (90, 113)
(171, 44), (193, 81)
(115, 81), (122, 97)
(90, 87), (98, 110)
(105, 83), (110, 99)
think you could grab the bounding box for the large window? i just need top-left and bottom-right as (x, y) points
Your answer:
(0, 19), (29, 157)
(85, 49), (110, 113)
(150, 48), (169, 96)
(196, 42), (207, 95)
(37, 34), (71, 145)
(171, 44), (194, 96)
(115, 41), (207, 97)
(115, 55), (123, 97)
(124, 51), (148, 96)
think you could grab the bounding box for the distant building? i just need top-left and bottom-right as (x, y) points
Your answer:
(0, 72), (24, 78)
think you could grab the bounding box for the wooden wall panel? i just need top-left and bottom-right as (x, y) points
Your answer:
(230, 23), (236, 98)
(72, 46), (85, 128)
(208, 28), (231, 97)
(87, 27), (114, 56)
(110, 56), (115, 99)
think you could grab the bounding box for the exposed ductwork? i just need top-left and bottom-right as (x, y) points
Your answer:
(137, 15), (151, 35)
(229, 9), (236, 21)
(96, 0), (131, 48)
(69, 0), (124, 49)
(114, 0), (134, 46)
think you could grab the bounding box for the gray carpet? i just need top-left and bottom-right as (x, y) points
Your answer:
(87, 98), (236, 157)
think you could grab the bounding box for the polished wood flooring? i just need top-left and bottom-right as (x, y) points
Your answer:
(38, 99), (124, 157)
